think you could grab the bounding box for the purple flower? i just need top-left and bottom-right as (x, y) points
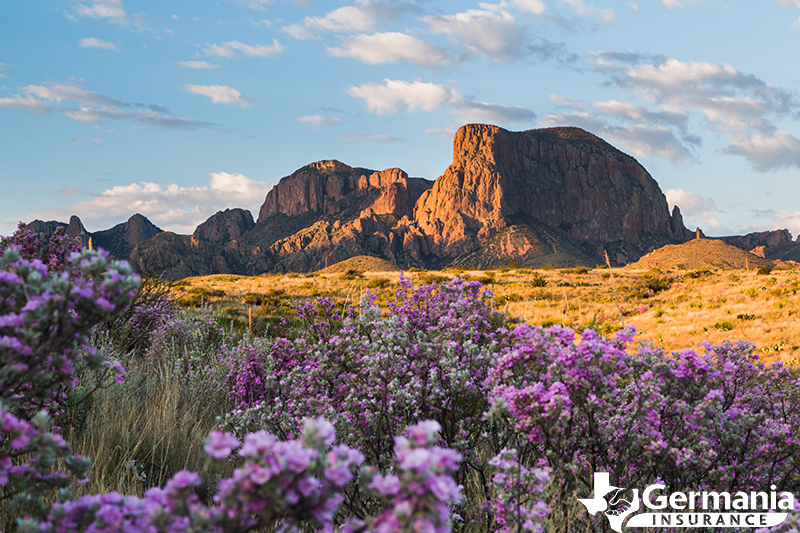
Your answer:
(205, 431), (241, 460)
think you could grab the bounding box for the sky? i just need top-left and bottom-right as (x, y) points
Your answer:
(1, 0), (800, 238)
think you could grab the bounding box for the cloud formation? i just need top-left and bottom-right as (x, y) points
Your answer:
(422, 5), (528, 60)
(184, 85), (251, 107)
(559, 0), (618, 23)
(178, 61), (220, 69)
(203, 40), (285, 58)
(0, 81), (213, 129)
(28, 173), (271, 235)
(339, 132), (404, 142)
(78, 37), (119, 50)
(281, 0), (420, 40)
(296, 115), (342, 130)
(326, 32), (450, 69)
(585, 53), (800, 169)
(348, 78), (536, 126)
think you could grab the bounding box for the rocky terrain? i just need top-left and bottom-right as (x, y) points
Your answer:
(26, 124), (800, 279)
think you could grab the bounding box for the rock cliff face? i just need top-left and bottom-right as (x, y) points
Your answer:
(410, 125), (682, 262)
(92, 214), (162, 259)
(720, 230), (798, 259)
(194, 208), (255, 243)
(256, 161), (421, 222)
(28, 124), (700, 277)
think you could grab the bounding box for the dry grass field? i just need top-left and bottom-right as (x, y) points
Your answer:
(171, 254), (800, 366)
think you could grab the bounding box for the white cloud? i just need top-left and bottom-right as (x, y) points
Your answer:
(72, 0), (126, 21)
(452, 100), (536, 125)
(281, 24), (317, 40)
(204, 39), (285, 58)
(540, 111), (609, 134)
(540, 111), (695, 164)
(664, 187), (730, 234)
(348, 78), (536, 126)
(664, 188), (715, 216)
(183, 85), (251, 107)
(661, 0), (704, 7)
(347, 79), (462, 115)
(2, 81), (212, 129)
(296, 115), (342, 130)
(27, 173), (271, 235)
(594, 100), (687, 128)
(422, 6), (527, 60)
(559, 0), (618, 23)
(78, 37), (119, 50)
(61, 106), (213, 129)
(281, 2), (377, 40)
(0, 95), (51, 114)
(777, 0), (800, 7)
(339, 133), (404, 143)
(178, 60), (220, 69)
(326, 32), (450, 69)
(514, 0), (546, 15)
(23, 82), (128, 108)
(68, 0), (154, 31)
(592, 55), (800, 169)
(724, 131), (800, 171)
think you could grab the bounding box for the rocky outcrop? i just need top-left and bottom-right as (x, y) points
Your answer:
(128, 232), (269, 280)
(92, 214), (162, 260)
(408, 124), (684, 264)
(256, 161), (423, 222)
(194, 208), (255, 243)
(720, 230), (797, 260)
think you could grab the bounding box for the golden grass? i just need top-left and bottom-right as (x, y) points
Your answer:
(174, 266), (800, 366)
(66, 360), (234, 499)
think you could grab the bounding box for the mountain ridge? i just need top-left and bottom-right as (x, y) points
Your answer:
(24, 124), (797, 279)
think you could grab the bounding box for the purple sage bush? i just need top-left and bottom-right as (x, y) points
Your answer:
(489, 323), (800, 530)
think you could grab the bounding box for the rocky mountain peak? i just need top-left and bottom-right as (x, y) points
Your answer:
(194, 208), (255, 243)
(412, 124), (680, 261)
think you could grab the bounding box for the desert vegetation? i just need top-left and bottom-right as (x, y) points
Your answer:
(172, 260), (800, 365)
(5, 226), (800, 533)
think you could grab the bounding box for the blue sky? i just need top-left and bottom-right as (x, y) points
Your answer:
(2, 0), (800, 238)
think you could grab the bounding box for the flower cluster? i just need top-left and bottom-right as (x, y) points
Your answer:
(28, 418), (466, 533)
(1, 244), (139, 519)
(222, 275), (510, 473)
(353, 420), (463, 533)
(489, 323), (800, 511)
(0, 222), (81, 277)
(0, 247), (139, 414)
(485, 449), (549, 533)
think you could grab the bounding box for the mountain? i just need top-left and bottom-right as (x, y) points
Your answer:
(27, 124), (715, 278)
(403, 124), (692, 267)
(24, 214), (161, 261)
(92, 213), (162, 259)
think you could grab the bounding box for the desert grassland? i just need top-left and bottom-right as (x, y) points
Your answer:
(171, 264), (800, 366)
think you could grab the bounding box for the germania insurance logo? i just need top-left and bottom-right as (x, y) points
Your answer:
(578, 472), (795, 532)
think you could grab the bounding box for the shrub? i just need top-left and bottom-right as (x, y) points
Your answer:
(714, 320), (735, 331)
(339, 269), (363, 280)
(529, 274), (547, 287)
(0, 247), (139, 519)
(220, 276), (513, 525)
(559, 266), (590, 275)
(367, 277), (391, 289)
(489, 325), (800, 529)
(757, 264), (774, 275)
